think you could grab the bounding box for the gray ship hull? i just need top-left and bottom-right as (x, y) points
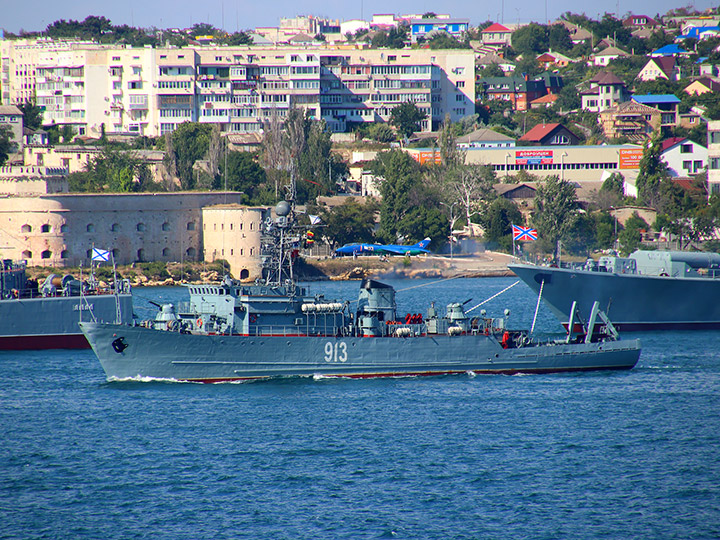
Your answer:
(80, 322), (641, 382)
(0, 294), (133, 350)
(509, 263), (720, 331)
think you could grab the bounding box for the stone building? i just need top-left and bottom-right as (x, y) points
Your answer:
(0, 191), (269, 280)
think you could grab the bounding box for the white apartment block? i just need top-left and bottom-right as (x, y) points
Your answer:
(0, 40), (475, 137)
(708, 121), (720, 198)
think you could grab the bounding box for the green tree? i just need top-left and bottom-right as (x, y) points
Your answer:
(532, 175), (579, 260)
(68, 148), (159, 192)
(217, 151), (267, 202)
(319, 198), (379, 248)
(0, 125), (12, 165)
(511, 23), (548, 56)
(18, 101), (43, 130)
(166, 122), (212, 190)
(593, 172), (625, 210)
(390, 101), (427, 140)
(366, 123), (396, 143)
(618, 212), (649, 255)
(371, 150), (422, 242)
(636, 133), (669, 207)
(482, 197), (523, 252)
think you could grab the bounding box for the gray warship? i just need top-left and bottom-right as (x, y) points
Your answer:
(80, 195), (640, 382)
(0, 259), (133, 350)
(509, 250), (720, 331)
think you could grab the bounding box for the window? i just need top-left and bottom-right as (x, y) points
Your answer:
(60, 224), (68, 233)
(457, 81), (465, 88)
(21, 224), (32, 233)
(137, 249), (145, 261)
(710, 158), (720, 170)
(41, 224), (51, 233)
(137, 223), (146, 232)
(162, 222), (170, 231)
(22, 250), (32, 259)
(694, 160), (702, 172)
(683, 160), (692, 170)
(680, 144), (692, 154)
(86, 224), (95, 232)
(187, 222), (195, 231)
(41, 250), (51, 259)
(186, 247), (196, 258)
(111, 223), (120, 232)
(61, 250), (68, 259)
(162, 248), (170, 257)
(710, 132), (720, 144)
(128, 81), (142, 90)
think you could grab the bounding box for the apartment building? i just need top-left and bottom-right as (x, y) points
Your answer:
(0, 40), (475, 137)
(709, 120), (720, 197)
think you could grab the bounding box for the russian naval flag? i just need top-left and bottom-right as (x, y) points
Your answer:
(91, 248), (111, 262)
(512, 225), (538, 242)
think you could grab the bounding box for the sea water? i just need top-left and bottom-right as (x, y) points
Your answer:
(1, 277), (719, 539)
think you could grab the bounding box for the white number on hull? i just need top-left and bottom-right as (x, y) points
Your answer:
(324, 341), (348, 362)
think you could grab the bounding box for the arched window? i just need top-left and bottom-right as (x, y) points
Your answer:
(22, 250), (32, 259)
(86, 249), (92, 258)
(186, 222), (195, 231)
(137, 248), (145, 261)
(60, 224), (68, 233)
(186, 247), (196, 259)
(21, 224), (32, 233)
(60, 250), (69, 259)
(136, 223), (146, 232)
(86, 223), (95, 232)
(240, 269), (250, 279)
(161, 222), (170, 231)
(41, 250), (51, 259)
(111, 223), (120, 232)
(41, 224), (51, 233)
(112, 248), (119, 259)
(162, 248), (170, 257)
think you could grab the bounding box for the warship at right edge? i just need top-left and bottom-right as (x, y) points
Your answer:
(509, 250), (720, 331)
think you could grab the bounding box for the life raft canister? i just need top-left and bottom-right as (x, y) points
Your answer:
(501, 331), (511, 349)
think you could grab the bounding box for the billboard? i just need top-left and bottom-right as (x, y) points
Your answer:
(515, 149), (553, 165)
(619, 148), (643, 169)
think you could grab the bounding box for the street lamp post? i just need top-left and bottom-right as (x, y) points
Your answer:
(440, 201), (457, 259)
(561, 151), (568, 181)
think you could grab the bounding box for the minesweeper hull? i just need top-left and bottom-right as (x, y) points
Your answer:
(510, 263), (720, 331)
(80, 322), (641, 382)
(0, 295), (133, 350)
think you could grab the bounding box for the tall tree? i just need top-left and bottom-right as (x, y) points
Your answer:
(636, 132), (669, 207)
(390, 101), (427, 140)
(0, 126), (12, 166)
(482, 197), (523, 252)
(371, 150), (422, 242)
(18, 101), (43, 130)
(166, 122), (212, 190)
(445, 164), (497, 232)
(532, 175), (579, 260)
(319, 198), (380, 248)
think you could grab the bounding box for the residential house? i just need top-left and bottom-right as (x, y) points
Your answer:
(536, 51), (573, 69)
(481, 23), (513, 48)
(622, 14), (660, 28)
(456, 127), (515, 149)
(632, 94), (681, 127)
(535, 72), (563, 94)
(599, 100), (662, 140)
(660, 137), (707, 176)
(409, 18), (469, 43)
(529, 93), (559, 109)
(478, 75), (547, 111)
(649, 44), (689, 57)
(555, 21), (593, 45)
(580, 71), (630, 112)
(592, 46), (631, 66)
(677, 25), (720, 41)
(636, 57), (679, 81)
(519, 123), (580, 146)
(475, 52), (516, 73)
(685, 77), (720, 95)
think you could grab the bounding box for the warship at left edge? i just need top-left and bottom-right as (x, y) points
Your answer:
(80, 192), (641, 382)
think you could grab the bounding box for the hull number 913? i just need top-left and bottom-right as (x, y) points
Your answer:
(324, 341), (348, 362)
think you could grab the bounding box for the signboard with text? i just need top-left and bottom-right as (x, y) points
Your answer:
(515, 149), (554, 165)
(619, 148), (643, 169)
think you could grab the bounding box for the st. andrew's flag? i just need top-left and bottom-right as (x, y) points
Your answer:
(91, 248), (111, 262)
(512, 225), (538, 242)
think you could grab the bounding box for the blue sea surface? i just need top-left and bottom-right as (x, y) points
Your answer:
(1, 277), (719, 539)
